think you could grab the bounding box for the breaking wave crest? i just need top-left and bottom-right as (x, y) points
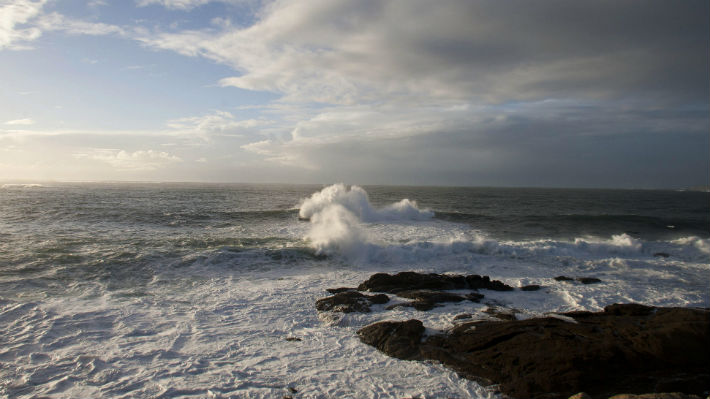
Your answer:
(300, 184), (433, 256)
(298, 185), (710, 264)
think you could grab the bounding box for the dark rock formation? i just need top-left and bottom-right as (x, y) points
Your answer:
(653, 252), (671, 258)
(482, 306), (518, 321)
(555, 276), (602, 284)
(466, 274), (514, 291)
(357, 304), (710, 399)
(326, 287), (356, 294)
(357, 271), (513, 293)
(387, 289), (484, 311)
(555, 276), (575, 282)
(357, 319), (424, 360)
(521, 284), (542, 291)
(608, 394), (703, 399)
(315, 291), (389, 313)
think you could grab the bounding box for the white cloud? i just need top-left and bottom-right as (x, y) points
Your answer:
(139, 0), (706, 107)
(0, 1), (125, 51)
(75, 149), (182, 171)
(135, 0), (244, 11)
(166, 110), (269, 139)
(0, 0), (47, 50)
(5, 118), (35, 125)
(36, 12), (125, 36)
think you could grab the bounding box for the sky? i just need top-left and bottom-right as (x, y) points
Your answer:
(1, 0), (708, 188)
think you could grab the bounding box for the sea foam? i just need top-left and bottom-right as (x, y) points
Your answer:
(300, 184), (433, 256)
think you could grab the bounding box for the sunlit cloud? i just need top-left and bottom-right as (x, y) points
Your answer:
(0, 0), (47, 50)
(0, 0), (706, 187)
(5, 118), (35, 125)
(75, 149), (182, 171)
(135, 0), (213, 10)
(36, 12), (125, 36)
(166, 110), (269, 139)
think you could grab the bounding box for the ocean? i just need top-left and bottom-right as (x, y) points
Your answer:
(1, 183), (708, 398)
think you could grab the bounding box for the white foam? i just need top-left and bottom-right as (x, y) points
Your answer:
(2, 184), (708, 398)
(299, 184), (433, 222)
(300, 184), (434, 257)
(1, 183), (45, 189)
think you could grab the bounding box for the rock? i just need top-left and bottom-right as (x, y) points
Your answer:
(357, 319), (424, 360)
(521, 284), (542, 291)
(465, 274), (515, 291)
(326, 287), (356, 294)
(358, 304), (710, 399)
(384, 290), (486, 311)
(284, 337), (302, 342)
(554, 276), (575, 282)
(358, 272), (467, 292)
(576, 277), (602, 284)
(357, 271), (513, 293)
(315, 291), (389, 313)
(653, 252), (671, 258)
(453, 313), (473, 321)
(466, 292), (485, 302)
(603, 303), (654, 316)
(386, 301), (438, 311)
(287, 387), (298, 394)
(482, 306), (517, 321)
(609, 394), (703, 399)
(554, 276), (602, 284)
(568, 393), (591, 399)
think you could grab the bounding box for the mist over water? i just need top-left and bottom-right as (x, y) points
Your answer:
(0, 183), (708, 398)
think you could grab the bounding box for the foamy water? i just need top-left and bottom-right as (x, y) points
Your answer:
(1, 183), (708, 398)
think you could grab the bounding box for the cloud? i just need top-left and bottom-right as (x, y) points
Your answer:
(5, 118), (35, 125)
(0, 0), (47, 50)
(36, 12), (125, 36)
(75, 149), (182, 171)
(0, 1), (126, 51)
(165, 110), (270, 140)
(141, 0), (708, 106)
(135, 0), (252, 11)
(135, 0), (212, 10)
(1, 0), (706, 187)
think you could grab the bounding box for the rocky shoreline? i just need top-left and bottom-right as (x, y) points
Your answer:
(316, 272), (710, 399)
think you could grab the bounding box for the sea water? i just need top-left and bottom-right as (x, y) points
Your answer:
(1, 183), (708, 398)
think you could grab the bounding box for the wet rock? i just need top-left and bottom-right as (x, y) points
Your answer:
(609, 394), (703, 399)
(554, 275), (575, 282)
(453, 313), (473, 321)
(466, 292), (485, 302)
(284, 337), (302, 342)
(603, 303), (654, 316)
(521, 284), (542, 291)
(315, 291), (389, 313)
(357, 319), (424, 360)
(653, 252), (671, 258)
(568, 393), (591, 399)
(465, 274), (515, 291)
(357, 271), (513, 293)
(482, 306), (517, 321)
(576, 277), (602, 284)
(385, 290), (486, 311)
(326, 287), (356, 294)
(358, 272), (467, 292)
(396, 289), (467, 302)
(358, 304), (710, 399)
